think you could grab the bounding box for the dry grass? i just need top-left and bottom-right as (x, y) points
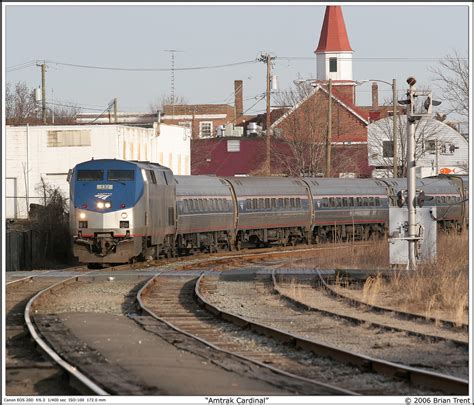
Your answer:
(359, 232), (469, 324)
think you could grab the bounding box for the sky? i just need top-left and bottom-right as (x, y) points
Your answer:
(3, 2), (470, 119)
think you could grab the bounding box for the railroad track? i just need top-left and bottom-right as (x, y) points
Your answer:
(138, 273), (465, 395)
(315, 270), (469, 331)
(272, 270), (468, 349)
(199, 273), (468, 394)
(5, 275), (83, 396)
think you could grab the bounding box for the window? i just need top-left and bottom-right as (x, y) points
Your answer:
(296, 198), (301, 208)
(278, 198), (283, 208)
(329, 198), (335, 207)
(227, 140), (240, 152)
(246, 199), (252, 209)
(77, 170), (103, 181)
(375, 197), (380, 206)
(336, 198), (342, 207)
(271, 198), (277, 208)
(329, 57), (337, 73)
(363, 198), (369, 207)
(199, 121), (213, 138)
(258, 199), (264, 209)
(48, 130), (91, 147)
(108, 170), (135, 181)
(342, 197), (348, 207)
(349, 197), (354, 207)
(425, 140), (436, 154)
(357, 197), (363, 206)
(253, 199), (258, 209)
(147, 170), (157, 184)
(290, 198), (295, 208)
(369, 197), (375, 206)
(284, 198), (289, 208)
(383, 141), (394, 158)
(322, 198), (329, 208)
(265, 198), (270, 209)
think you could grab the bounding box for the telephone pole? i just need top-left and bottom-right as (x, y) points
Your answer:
(113, 98), (118, 123)
(392, 78), (398, 177)
(258, 52), (276, 175)
(325, 79), (333, 177)
(36, 62), (47, 123)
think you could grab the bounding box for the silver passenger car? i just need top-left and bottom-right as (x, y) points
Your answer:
(225, 176), (311, 246)
(303, 178), (389, 241)
(175, 175), (235, 251)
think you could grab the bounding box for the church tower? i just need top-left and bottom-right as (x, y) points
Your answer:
(315, 6), (355, 103)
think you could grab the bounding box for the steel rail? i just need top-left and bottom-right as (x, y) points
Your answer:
(315, 270), (469, 331)
(196, 274), (468, 395)
(136, 274), (356, 395)
(24, 275), (109, 395)
(271, 270), (467, 349)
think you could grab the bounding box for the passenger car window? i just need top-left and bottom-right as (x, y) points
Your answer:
(349, 197), (354, 207)
(296, 198), (301, 208)
(246, 199), (252, 209)
(322, 198), (328, 208)
(265, 198), (270, 209)
(271, 198), (277, 208)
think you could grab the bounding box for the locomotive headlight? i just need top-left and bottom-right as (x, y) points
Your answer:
(121, 212), (128, 219)
(97, 201), (105, 209)
(104, 202), (111, 209)
(79, 212), (86, 219)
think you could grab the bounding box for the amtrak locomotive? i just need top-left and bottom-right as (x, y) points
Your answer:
(69, 159), (468, 266)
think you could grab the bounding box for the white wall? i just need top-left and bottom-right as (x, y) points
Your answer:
(5, 124), (190, 218)
(367, 116), (469, 177)
(316, 51), (353, 81)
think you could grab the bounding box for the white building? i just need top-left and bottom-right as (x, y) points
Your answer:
(5, 123), (190, 219)
(368, 116), (469, 178)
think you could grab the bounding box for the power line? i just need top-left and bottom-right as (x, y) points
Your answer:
(42, 59), (257, 72)
(278, 56), (468, 62)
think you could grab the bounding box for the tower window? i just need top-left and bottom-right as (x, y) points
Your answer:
(329, 57), (337, 73)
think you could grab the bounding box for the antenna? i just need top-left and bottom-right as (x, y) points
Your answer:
(164, 49), (184, 116)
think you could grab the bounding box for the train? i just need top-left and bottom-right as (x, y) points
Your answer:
(68, 158), (468, 266)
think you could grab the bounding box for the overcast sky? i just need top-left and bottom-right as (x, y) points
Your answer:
(4, 3), (470, 117)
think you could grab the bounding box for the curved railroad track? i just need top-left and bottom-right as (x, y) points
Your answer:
(138, 273), (466, 395)
(5, 274), (87, 396)
(272, 270), (468, 348)
(197, 272), (468, 394)
(315, 269), (469, 331)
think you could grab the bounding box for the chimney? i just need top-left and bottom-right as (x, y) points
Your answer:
(234, 80), (243, 122)
(371, 82), (379, 109)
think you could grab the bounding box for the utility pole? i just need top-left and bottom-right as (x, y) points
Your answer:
(113, 98), (118, 123)
(325, 79), (333, 177)
(392, 78), (397, 177)
(435, 139), (439, 175)
(36, 62), (47, 124)
(258, 52), (275, 175)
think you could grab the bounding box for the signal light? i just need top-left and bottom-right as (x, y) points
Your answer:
(120, 203), (125, 208)
(82, 203), (88, 209)
(396, 190), (406, 208)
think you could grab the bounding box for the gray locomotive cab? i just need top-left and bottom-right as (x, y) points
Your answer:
(224, 176), (311, 247)
(303, 178), (389, 242)
(174, 175), (235, 252)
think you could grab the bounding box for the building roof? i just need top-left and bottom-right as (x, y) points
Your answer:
(271, 84), (369, 130)
(315, 6), (353, 53)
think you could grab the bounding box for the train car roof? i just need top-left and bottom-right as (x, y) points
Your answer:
(224, 176), (308, 196)
(175, 175), (233, 197)
(74, 158), (171, 173)
(303, 178), (387, 196)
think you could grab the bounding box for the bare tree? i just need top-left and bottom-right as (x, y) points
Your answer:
(430, 50), (468, 120)
(6, 81), (38, 125)
(6, 81), (81, 125)
(149, 93), (187, 112)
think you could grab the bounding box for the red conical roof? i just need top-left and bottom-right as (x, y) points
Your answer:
(315, 6), (353, 53)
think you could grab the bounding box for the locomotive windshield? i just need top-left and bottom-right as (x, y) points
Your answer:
(108, 170), (135, 181)
(77, 170), (104, 181)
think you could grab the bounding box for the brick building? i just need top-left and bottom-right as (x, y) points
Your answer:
(161, 80), (251, 139)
